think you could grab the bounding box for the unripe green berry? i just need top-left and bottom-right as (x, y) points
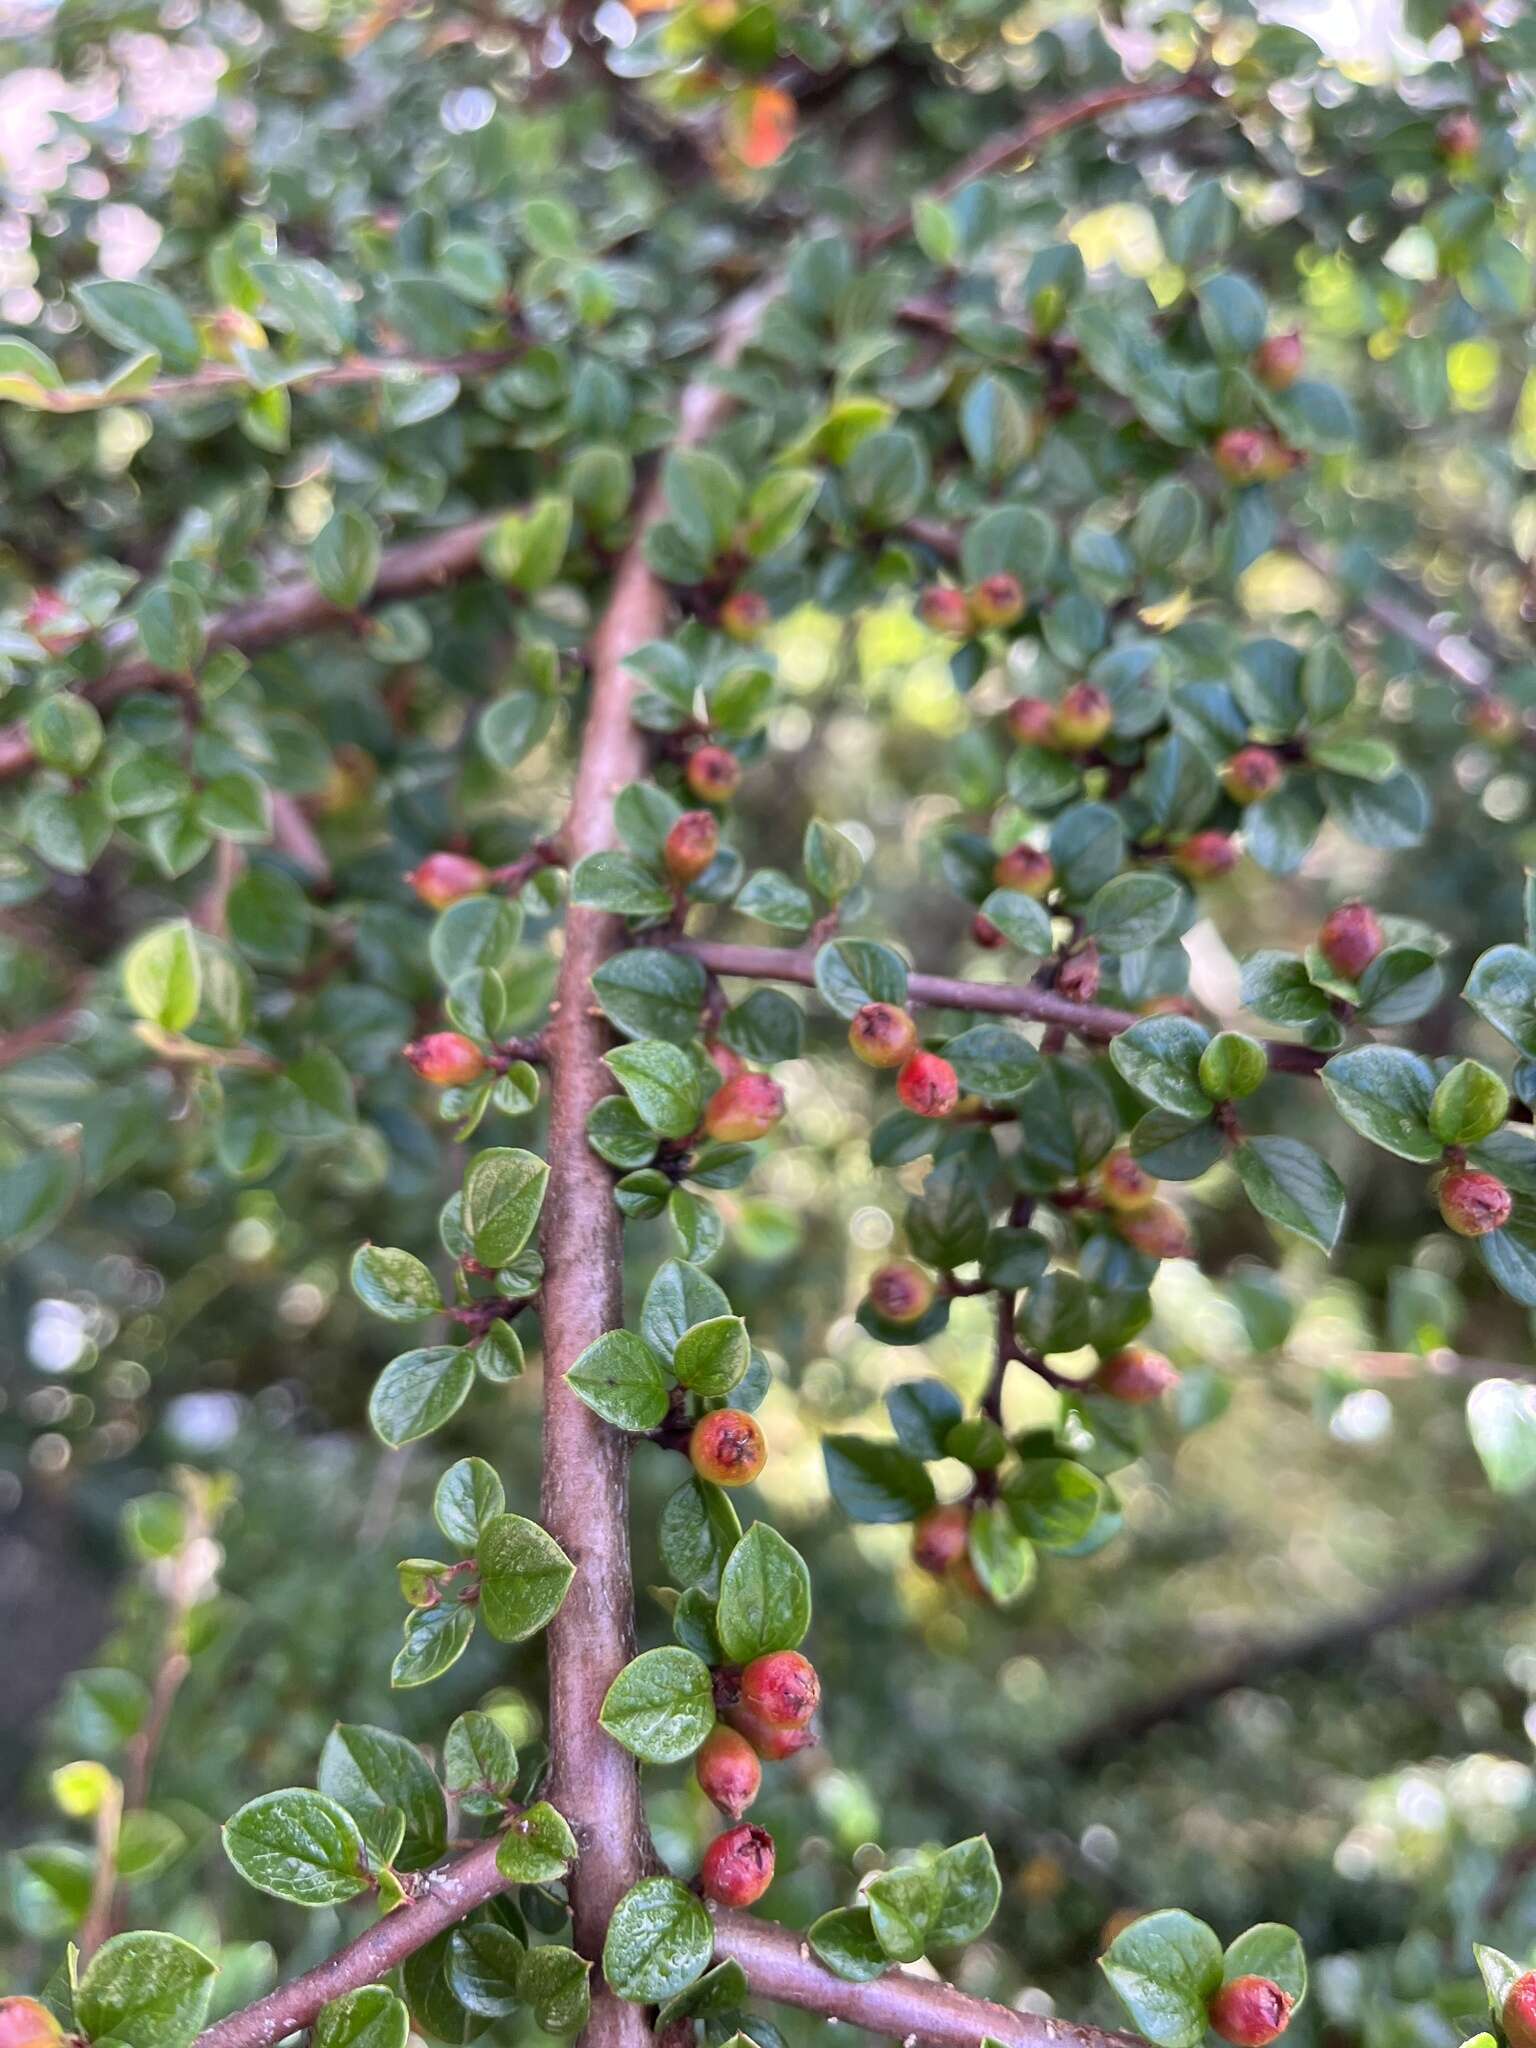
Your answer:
(1198, 1031), (1268, 1101)
(1437, 1167), (1512, 1238)
(896, 1051), (959, 1119)
(848, 1002), (919, 1069)
(695, 1725), (762, 1819)
(1208, 1978), (1293, 2048)
(404, 1032), (488, 1087)
(663, 809), (720, 884)
(686, 744), (742, 804)
(699, 1822), (775, 1907)
(689, 1408), (767, 1486)
(868, 1260), (935, 1325)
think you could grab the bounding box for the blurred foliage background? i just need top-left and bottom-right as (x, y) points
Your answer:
(5, 0), (1536, 2043)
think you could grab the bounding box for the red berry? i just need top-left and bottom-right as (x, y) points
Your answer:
(868, 1261), (935, 1325)
(993, 844), (1054, 898)
(728, 1704), (818, 1760)
(704, 1040), (746, 1083)
(1171, 830), (1239, 882)
(1438, 1168), (1512, 1238)
(1318, 901), (1385, 981)
(1097, 1150), (1158, 1214)
(664, 809), (720, 884)
(720, 590), (771, 642)
(1057, 941), (1101, 1004)
(1222, 746), (1285, 806)
(1052, 680), (1113, 752)
(738, 1649), (820, 1729)
(405, 851), (490, 910)
(912, 1503), (971, 1575)
(1504, 1973), (1536, 2048)
(1117, 1201), (1192, 1262)
(1214, 428), (1295, 485)
(699, 1823), (776, 1908)
(969, 573), (1025, 630)
(695, 1725), (762, 1819)
(918, 585), (973, 638)
(1095, 1345), (1179, 1403)
(1209, 1978), (1293, 2048)
(703, 1072), (785, 1141)
(896, 1052), (959, 1119)
(0, 2003), (63, 2048)
(971, 912), (1003, 949)
(848, 1002), (920, 1070)
(404, 1032), (488, 1087)
(1253, 333), (1304, 391)
(22, 589), (87, 656)
(686, 745), (742, 804)
(1007, 697), (1058, 747)
(1437, 110), (1481, 163)
(689, 1409), (767, 1487)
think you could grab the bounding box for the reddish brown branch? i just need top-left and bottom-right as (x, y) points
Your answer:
(712, 1911), (1144, 2048)
(0, 510), (513, 781)
(862, 76), (1216, 252)
(1288, 535), (1493, 693)
(669, 939), (1329, 1074)
(23, 348), (518, 415)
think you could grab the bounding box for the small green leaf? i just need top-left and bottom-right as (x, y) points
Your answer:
(1100, 1907), (1224, 2048)
(928, 1835), (1002, 1946)
(313, 1985), (410, 2048)
(495, 1800), (578, 1883)
(866, 1866), (938, 1963)
(813, 938), (909, 1019)
(599, 1647), (716, 1763)
(122, 920), (201, 1033)
(1319, 1046), (1439, 1161)
(351, 1244), (443, 1321)
(463, 1147), (549, 1265)
(1234, 1137), (1345, 1254)
(476, 1513), (575, 1642)
(518, 1945), (591, 2034)
(570, 851), (673, 918)
(368, 1347), (474, 1447)
(434, 1458), (505, 1549)
(715, 1522), (812, 1663)
(565, 1329), (670, 1431)
(603, 1877), (713, 2003)
(312, 505), (381, 608)
(605, 1041), (704, 1139)
(76, 1931), (217, 2048)
(808, 1906), (889, 1982)
(1430, 1060), (1509, 1147)
(222, 1789), (370, 1906)
(1467, 1379), (1536, 1495)
(823, 1435), (935, 1523)
(1222, 1925), (1307, 2008)
(1110, 1016), (1212, 1120)
(673, 1314), (749, 1395)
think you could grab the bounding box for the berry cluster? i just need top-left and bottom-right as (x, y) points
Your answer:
(692, 1650), (824, 1906)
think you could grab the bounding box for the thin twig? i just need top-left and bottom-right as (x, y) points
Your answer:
(21, 348), (519, 415)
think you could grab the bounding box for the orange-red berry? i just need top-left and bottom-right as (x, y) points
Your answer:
(912, 1503), (971, 1575)
(848, 1002), (919, 1069)
(1095, 1345), (1179, 1403)
(1209, 1979), (1293, 2048)
(1117, 1201), (1192, 1262)
(1437, 110), (1481, 163)
(1214, 428), (1295, 485)
(705, 1040), (747, 1084)
(699, 1823), (776, 1907)
(404, 1033), (488, 1087)
(896, 1052), (959, 1119)
(969, 574), (1026, 630)
(1222, 746), (1285, 806)
(993, 844), (1053, 898)
(1253, 333), (1304, 391)
(686, 745), (742, 805)
(406, 851), (490, 909)
(868, 1261), (935, 1325)
(1052, 680), (1113, 752)
(1318, 901), (1385, 981)
(663, 809), (720, 885)
(918, 585), (973, 638)
(689, 1409), (768, 1486)
(703, 1072), (785, 1142)
(738, 1649), (820, 1728)
(1098, 1150), (1158, 1214)
(723, 1699), (820, 1760)
(971, 912), (1004, 949)
(1438, 1168), (1512, 1238)
(1057, 942), (1101, 1004)
(1006, 697), (1058, 748)
(720, 590), (771, 642)
(1171, 831), (1239, 882)
(695, 1725), (762, 1820)
(0, 2002), (63, 2048)
(22, 590), (87, 656)
(1503, 1973), (1536, 2048)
